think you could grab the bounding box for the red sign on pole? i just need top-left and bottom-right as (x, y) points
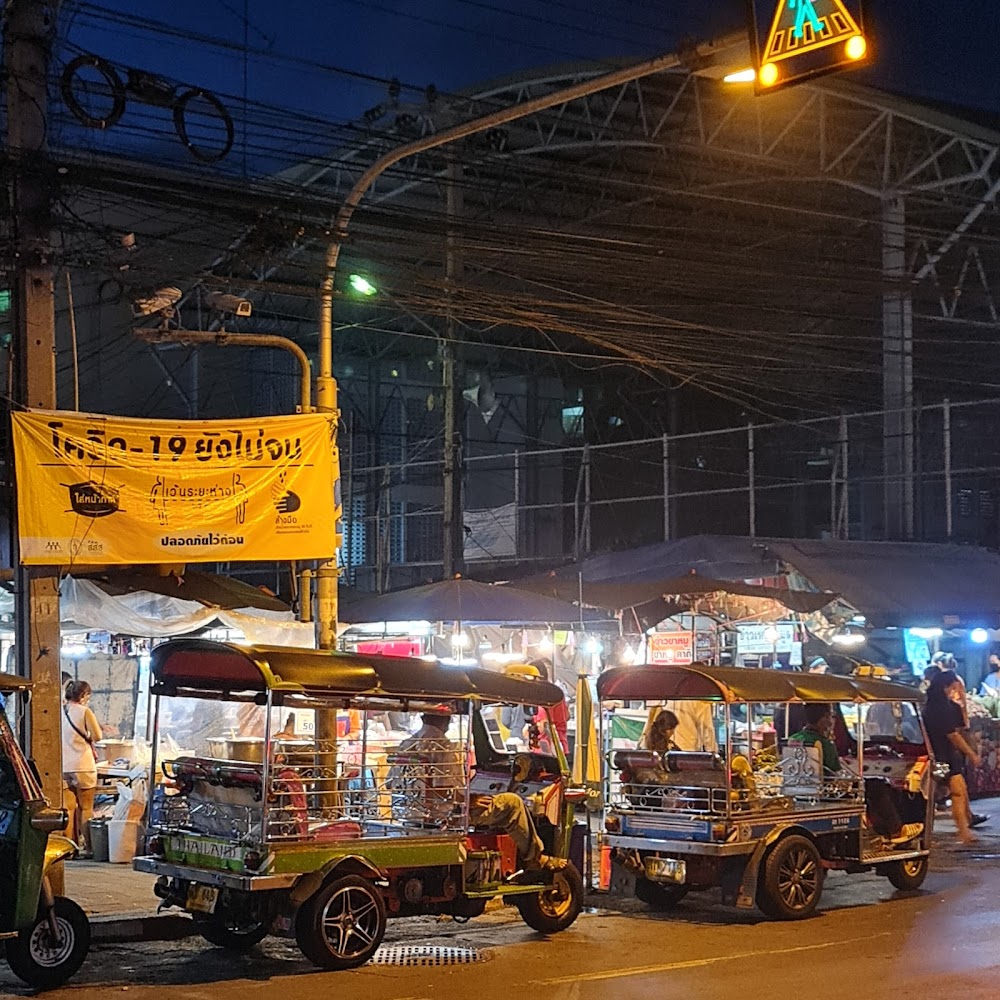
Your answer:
(649, 632), (694, 665)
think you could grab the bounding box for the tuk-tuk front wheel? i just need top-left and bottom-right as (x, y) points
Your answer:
(192, 910), (268, 951)
(758, 835), (824, 920)
(514, 862), (583, 934)
(295, 875), (387, 970)
(5, 896), (91, 989)
(882, 856), (929, 891)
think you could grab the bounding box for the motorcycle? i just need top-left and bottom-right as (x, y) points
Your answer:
(0, 675), (91, 988)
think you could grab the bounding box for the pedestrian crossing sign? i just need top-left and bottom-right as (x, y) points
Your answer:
(747, 0), (868, 93)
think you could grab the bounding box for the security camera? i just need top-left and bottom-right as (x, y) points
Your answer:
(132, 286), (182, 317)
(206, 291), (252, 317)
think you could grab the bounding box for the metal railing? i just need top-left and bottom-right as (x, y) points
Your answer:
(341, 396), (1000, 589)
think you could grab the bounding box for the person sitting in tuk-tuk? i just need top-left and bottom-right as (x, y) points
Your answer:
(790, 703), (923, 845)
(392, 707), (562, 870)
(642, 710), (680, 757)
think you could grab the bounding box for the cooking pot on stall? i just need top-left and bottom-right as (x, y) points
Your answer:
(206, 737), (265, 763)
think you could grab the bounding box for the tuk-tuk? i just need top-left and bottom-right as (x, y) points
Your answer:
(135, 640), (585, 970)
(0, 675), (91, 988)
(598, 664), (935, 920)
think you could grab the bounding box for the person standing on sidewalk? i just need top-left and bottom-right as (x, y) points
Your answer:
(923, 670), (984, 845)
(61, 680), (103, 855)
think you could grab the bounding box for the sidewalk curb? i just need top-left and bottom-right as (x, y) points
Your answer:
(90, 913), (196, 944)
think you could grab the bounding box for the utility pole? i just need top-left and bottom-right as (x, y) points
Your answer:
(441, 156), (464, 578)
(6, 0), (64, 882)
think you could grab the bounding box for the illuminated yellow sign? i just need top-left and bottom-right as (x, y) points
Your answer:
(12, 409), (339, 566)
(748, 0), (868, 93)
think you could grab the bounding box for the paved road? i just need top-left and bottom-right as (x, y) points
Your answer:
(6, 836), (1000, 1000)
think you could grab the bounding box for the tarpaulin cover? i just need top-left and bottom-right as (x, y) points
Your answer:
(339, 577), (612, 626)
(516, 574), (833, 614)
(515, 534), (1000, 626)
(0, 576), (313, 646)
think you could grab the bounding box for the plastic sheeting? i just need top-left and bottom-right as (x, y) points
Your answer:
(0, 576), (314, 647)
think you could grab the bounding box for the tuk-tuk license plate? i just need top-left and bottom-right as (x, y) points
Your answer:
(644, 857), (686, 884)
(186, 885), (219, 914)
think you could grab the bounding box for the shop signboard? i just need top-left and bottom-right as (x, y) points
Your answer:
(737, 622), (797, 654)
(649, 632), (694, 665)
(12, 409), (339, 565)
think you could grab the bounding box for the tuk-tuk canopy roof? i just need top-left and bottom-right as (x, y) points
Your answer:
(596, 664), (922, 704)
(150, 639), (565, 707)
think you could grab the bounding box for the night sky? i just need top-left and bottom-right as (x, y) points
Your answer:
(60, 0), (999, 160)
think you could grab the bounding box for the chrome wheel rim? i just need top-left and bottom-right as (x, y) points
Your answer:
(319, 885), (380, 959)
(777, 847), (819, 910)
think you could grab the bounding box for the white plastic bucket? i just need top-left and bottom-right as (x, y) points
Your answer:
(107, 819), (140, 863)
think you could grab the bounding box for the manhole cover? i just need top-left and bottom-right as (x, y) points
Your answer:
(370, 945), (486, 966)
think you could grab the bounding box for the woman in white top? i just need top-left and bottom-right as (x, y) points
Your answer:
(62, 680), (103, 853)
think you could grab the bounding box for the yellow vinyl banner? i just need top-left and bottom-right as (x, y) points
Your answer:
(12, 409), (339, 566)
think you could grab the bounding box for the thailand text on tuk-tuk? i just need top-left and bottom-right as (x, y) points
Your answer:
(0, 674), (91, 988)
(135, 639), (586, 970)
(596, 663), (937, 920)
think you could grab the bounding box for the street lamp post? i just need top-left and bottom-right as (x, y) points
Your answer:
(314, 33), (747, 648)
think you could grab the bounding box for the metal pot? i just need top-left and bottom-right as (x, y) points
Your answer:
(228, 738), (265, 763)
(206, 737), (265, 763)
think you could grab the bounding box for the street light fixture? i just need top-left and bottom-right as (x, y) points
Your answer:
(348, 274), (378, 297)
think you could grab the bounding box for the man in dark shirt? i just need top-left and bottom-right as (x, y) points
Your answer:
(790, 703), (922, 845)
(922, 670), (984, 844)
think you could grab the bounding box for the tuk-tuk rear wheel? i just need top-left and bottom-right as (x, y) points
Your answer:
(192, 910), (268, 951)
(758, 835), (824, 920)
(4, 896), (90, 989)
(295, 875), (387, 970)
(514, 862), (583, 934)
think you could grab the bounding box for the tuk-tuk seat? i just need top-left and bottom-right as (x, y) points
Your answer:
(663, 751), (723, 773)
(166, 756), (264, 800)
(613, 750), (661, 780)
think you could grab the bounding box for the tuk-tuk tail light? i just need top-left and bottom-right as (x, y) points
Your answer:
(244, 850), (264, 872)
(711, 822), (728, 841)
(605, 815), (621, 833)
(146, 834), (164, 857)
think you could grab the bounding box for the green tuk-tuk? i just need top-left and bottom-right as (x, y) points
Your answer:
(135, 640), (585, 970)
(0, 674), (91, 988)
